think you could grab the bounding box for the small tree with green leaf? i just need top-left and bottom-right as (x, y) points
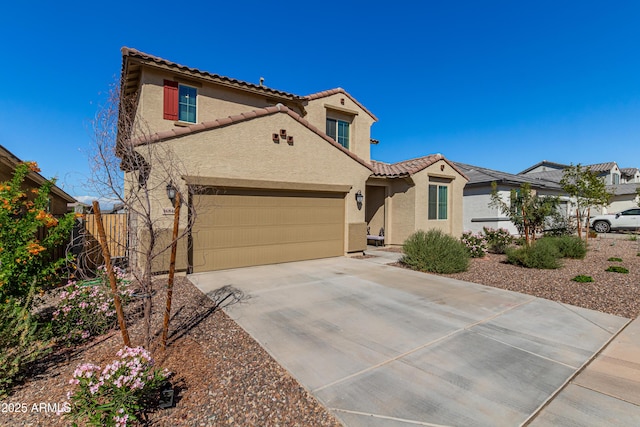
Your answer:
(0, 162), (75, 396)
(490, 182), (560, 246)
(0, 162), (75, 305)
(560, 164), (612, 241)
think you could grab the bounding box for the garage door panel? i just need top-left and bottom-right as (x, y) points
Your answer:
(192, 191), (345, 272)
(196, 223), (343, 249)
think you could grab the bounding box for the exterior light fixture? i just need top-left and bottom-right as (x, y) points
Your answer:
(166, 181), (178, 205)
(355, 190), (363, 210)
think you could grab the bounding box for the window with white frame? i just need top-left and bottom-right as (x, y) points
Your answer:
(428, 184), (448, 220)
(612, 173), (620, 185)
(178, 85), (197, 123)
(326, 118), (350, 149)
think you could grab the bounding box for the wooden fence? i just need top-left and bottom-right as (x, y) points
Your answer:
(82, 214), (128, 268)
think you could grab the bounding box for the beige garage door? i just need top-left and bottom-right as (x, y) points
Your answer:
(192, 189), (345, 272)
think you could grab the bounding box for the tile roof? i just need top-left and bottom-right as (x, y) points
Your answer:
(371, 155), (468, 179)
(519, 160), (570, 174)
(520, 169), (565, 184)
(585, 161), (617, 172)
(620, 167), (639, 176)
(132, 104), (373, 171)
(0, 145), (76, 203)
(121, 47), (303, 101)
(305, 88), (378, 121)
(607, 183), (640, 196)
(454, 162), (563, 189)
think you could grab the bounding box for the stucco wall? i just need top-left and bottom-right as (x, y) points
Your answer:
(387, 179), (415, 246)
(304, 93), (375, 162)
(126, 110), (372, 271)
(135, 68), (304, 137)
(411, 161), (467, 238)
(459, 187), (515, 234)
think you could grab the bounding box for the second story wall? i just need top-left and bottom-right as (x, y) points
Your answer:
(304, 91), (375, 163)
(134, 67), (305, 136)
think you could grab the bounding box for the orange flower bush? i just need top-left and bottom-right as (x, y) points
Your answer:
(0, 162), (75, 304)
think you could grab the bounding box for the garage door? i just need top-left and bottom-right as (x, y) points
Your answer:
(192, 189), (345, 272)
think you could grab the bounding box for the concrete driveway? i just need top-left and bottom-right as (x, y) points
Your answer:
(190, 256), (630, 426)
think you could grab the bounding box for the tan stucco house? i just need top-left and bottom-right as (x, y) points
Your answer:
(118, 48), (467, 273)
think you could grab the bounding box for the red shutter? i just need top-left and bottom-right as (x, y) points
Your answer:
(163, 80), (179, 120)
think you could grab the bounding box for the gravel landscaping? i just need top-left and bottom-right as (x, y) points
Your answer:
(2, 235), (638, 426)
(1, 277), (341, 427)
(435, 236), (640, 319)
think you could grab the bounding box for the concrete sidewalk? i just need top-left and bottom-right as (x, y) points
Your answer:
(529, 317), (640, 425)
(190, 257), (636, 426)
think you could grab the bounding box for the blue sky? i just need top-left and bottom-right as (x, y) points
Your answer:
(1, 1), (639, 202)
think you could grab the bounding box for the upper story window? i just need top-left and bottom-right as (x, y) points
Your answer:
(178, 85), (197, 123)
(428, 184), (448, 220)
(612, 173), (620, 185)
(326, 118), (349, 149)
(163, 80), (197, 123)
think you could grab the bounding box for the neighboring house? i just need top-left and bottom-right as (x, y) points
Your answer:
(0, 145), (76, 216)
(520, 160), (640, 214)
(118, 48), (467, 273)
(621, 168), (640, 183)
(453, 162), (568, 235)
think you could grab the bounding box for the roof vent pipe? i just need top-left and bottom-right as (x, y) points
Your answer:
(259, 77), (264, 87)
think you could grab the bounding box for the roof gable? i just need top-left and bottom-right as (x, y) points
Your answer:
(585, 161), (618, 172)
(519, 160), (570, 175)
(132, 104), (372, 171)
(305, 88), (378, 121)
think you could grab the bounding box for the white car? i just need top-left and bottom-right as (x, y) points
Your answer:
(590, 208), (640, 233)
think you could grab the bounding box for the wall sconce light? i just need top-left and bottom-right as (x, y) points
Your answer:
(272, 133), (280, 143)
(287, 136), (294, 145)
(355, 190), (363, 210)
(280, 129), (287, 138)
(166, 181), (178, 205)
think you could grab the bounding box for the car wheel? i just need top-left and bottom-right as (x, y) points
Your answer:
(593, 221), (610, 233)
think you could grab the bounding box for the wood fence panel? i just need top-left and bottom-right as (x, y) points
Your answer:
(84, 214), (128, 259)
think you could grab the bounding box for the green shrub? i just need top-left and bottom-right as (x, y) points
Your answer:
(505, 239), (561, 269)
(572, 275), (594, 283)
(608, 257), (623, 262)
(541, 236), (587, 259)
(0, 287), (51, 397)
(402, 230), (469, 273)
(482, 227), (513, 254)
(605, 266), (629, 274)
(628, 235), (638, 241)
(460, 232), (487, 258)
(52, 267), (132, 346)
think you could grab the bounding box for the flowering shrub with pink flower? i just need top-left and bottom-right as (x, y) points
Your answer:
(65, 346), (170, 426)
(482, 227), (514, 254)
(460, 232), (487, 258)
(52, 266), (133, 345)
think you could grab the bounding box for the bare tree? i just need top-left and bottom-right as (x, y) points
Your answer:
(87, 82), (199, 349)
